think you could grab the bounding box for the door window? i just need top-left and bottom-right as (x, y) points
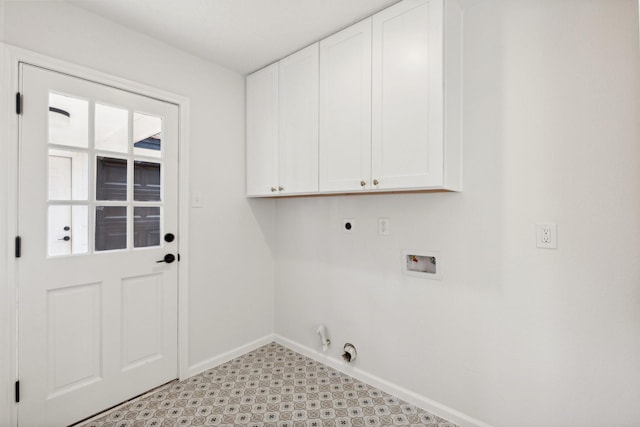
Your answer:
(46, 93), (164, 256)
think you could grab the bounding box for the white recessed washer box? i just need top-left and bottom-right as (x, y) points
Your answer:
(402, 250), (442, 280)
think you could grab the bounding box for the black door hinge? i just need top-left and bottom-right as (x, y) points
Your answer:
(15, 381), (20, 403)
(16, 92), (22, 115)
(15, 236), (21, 258)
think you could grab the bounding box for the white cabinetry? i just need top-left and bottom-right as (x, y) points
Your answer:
(246, 63), (278, 196)
(278, 43), (319, 195)
(246, 0), (461, 197)
(319, 18), (372, 192)
(246, 44), (319, 196)
(371, 0), (461, 191)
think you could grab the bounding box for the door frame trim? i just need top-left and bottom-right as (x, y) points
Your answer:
(1, 43), (191, 427)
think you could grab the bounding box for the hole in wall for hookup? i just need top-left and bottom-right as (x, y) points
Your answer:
(342, 343), (357, 363)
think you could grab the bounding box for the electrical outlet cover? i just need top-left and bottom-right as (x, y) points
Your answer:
(378, 218), (390, 236)
(536, 223), (557, 249)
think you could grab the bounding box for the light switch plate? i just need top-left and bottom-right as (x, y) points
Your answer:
(192, 190), (203, 208)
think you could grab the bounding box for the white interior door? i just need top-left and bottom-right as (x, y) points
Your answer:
(17, 64), (179, 427)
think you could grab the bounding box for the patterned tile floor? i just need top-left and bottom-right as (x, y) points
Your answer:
(78, 342), (458, 427)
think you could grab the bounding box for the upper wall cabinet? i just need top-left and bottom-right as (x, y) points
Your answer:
(319, 18), (372, 192)
(372, 0), (460, 191)
(246, 63), (279, 196)
(246, 44), (319, 197)
(246, 0), (461, 197)
(278, 44), (320, 195)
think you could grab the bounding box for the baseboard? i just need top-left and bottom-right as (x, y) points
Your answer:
(187, 334), (275, 378)
(274, 334), (492, 427)
(186, 333), (492, 427)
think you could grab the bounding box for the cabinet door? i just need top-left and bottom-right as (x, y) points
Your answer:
(372, 0), (444, 190)
(278, 43), (319, 194)
(319, 18), (372, 192)
(246, 63), (279, 196)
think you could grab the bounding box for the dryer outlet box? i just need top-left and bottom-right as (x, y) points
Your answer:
(342, 218), (355, 233)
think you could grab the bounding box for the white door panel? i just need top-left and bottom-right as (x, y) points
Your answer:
(246, 63), (279, 196)
(278, 43), (319, 194)
(18, 64), (179, 427)
(372, 0), (444, 189)
(319, 18), (372, 192)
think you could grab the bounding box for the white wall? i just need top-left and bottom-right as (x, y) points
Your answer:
(2, 1), (639, 426)
(274, 1), (640, 426)
(0, 0), (275, 406)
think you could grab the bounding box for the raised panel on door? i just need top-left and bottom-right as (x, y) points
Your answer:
(319, 18), (372, 192)
(278, 43), (319, 195)
(246, 63), (279, 196)
(121, 274), (163, 371)
(47, 283), (102, 397)
(372, 0), (444, 190)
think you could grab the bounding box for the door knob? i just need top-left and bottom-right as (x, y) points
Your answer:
(156, 254), (176, 264)
(58, 236), (70, 241)
(373, 179), (379, 186)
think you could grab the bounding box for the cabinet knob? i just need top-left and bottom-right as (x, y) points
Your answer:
(270, 187), (277, 192)
(278, 186), (284, 191)
(360, 180), (366, 187)
(373, 179), (379, 186)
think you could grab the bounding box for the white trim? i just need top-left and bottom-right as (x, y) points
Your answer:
(176, 83), (191, 382)
(2, 43), (191, 425)
(1, 41), (20, 427)
(0, 42), (11, 427)
(274, 334), (493, 427)
(188, 335), (276, 378)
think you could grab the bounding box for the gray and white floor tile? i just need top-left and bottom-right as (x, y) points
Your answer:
(78, 342), (458, 427)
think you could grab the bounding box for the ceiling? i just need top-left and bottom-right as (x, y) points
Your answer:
(69, 0), (403, 75)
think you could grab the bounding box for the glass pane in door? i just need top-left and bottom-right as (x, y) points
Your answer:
(134, 207), (160, 248)
(49, 93), (89, 148)
(134, 161), (161, 201)
(96, 157), (127, 201)
(48, 155), (71, 201)
(48, 205), (88, 256)
(95, 104), (129, 153)
(48, 149), (88, 201)
(133, 112), (162, 158)
(95, 206), (127, 251)
(71, 205), (89, 254)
